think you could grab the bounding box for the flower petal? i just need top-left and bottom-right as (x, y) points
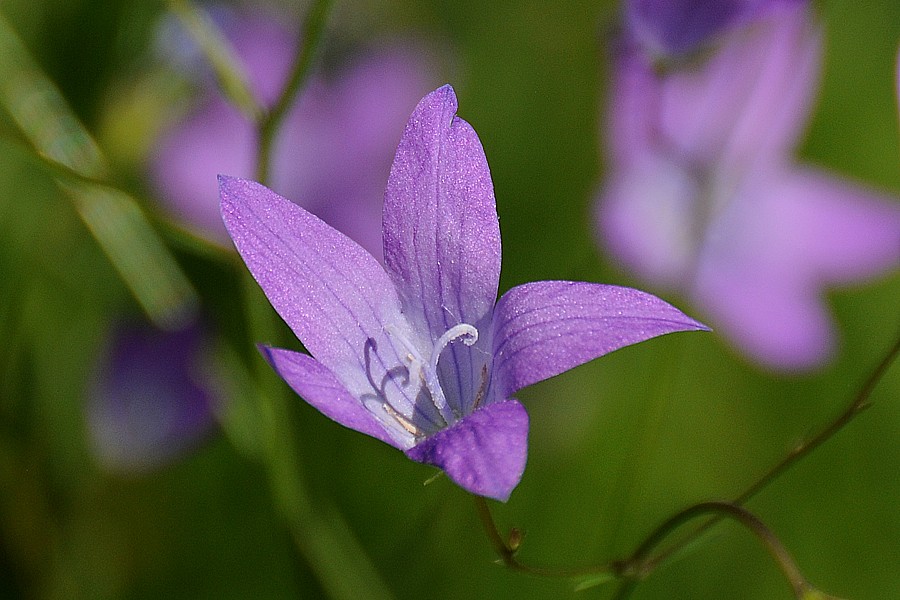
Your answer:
(382, 85), (501, 413)
(597, 156), (699, 288)
(624, 0), (799, 58)
(405, 400), (528, 502)
(261, 346), (407, 449)
(612, 3), (818, 170)
(625, 0), (746, 57)
(219, 176), (410, 392)
(692, 166), (900, 370)
(769, 168), (900, 284)
(491, 281), (708, 398)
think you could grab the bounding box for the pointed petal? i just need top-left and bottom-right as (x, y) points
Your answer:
(692, 166), (900, 370)
(405, 400), (528, 502)
(491, 281), (708, 398)
(597, 156), (699, 288)
(695, 262), (834, 370)
(261, 346), (406, 449)
(769, 168), (900, 283)
(382, 85), (501, 413)
(674, 3), (817, 164)
(219, 176), (411, 393)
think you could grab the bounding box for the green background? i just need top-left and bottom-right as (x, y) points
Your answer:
(1, 0), (898, 598)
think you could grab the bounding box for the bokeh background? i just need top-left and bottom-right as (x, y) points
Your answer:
(1, 0), (898, 599)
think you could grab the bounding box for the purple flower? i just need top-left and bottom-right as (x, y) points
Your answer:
(86, 322), (216, 474)
(624, 0), (800, 58)
(150, 11), (436, 258)
(220, 86), (707, 501)
(598, 2), (900, 370)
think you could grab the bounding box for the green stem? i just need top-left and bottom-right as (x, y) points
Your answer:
(476, 333), (900, 594)
(238, 267), (394, 600)
(235, 1), (393, 595)
(473, 496), (614, 579)
(612, 502), (810, 599)
(640, 331), (900, 575)
(255, 0), (333, 184)
(166, 0), (263, 121)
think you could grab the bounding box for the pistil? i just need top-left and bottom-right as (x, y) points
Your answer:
(385, 323), (479, 426)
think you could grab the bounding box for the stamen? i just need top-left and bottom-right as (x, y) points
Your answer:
(382, 403), (424, 437)
(471, 364), (489, 411)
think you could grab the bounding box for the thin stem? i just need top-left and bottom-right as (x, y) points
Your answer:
(476, 333), (900, 593)
(473, 496), (615, 579)
(256, 0), (333, 184)
(237, 266), (394, 600)
(642, 331), (900, 574)
(614, 502), (810, 599)
(165, 0), (263, 121)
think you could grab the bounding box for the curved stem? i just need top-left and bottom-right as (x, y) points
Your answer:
(620, 502), (809, 598)
(256, 0), (333, 184)
(476, 333), (900, 593)
(643, 331), (900, 574)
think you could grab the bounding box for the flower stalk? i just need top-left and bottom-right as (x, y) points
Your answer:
(256, 0), (333, 184)
(477, 332), (899, 596)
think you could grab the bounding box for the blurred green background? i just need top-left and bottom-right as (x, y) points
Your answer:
(1, 0), (898, 599)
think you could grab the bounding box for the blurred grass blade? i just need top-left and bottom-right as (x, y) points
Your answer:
(165, 0), (263, 121)
(212, 340), (395, 600)
(64, 182), (197, 329)
(0, 12), (197, 328)
(0, 14), (105, 178)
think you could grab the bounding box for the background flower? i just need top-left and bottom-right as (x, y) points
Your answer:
(150, 9), (438, 258)
(86, 321), (216, 474)
(598, 1), (900, 370)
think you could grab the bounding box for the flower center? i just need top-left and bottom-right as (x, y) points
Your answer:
(385, 323), (479, 426)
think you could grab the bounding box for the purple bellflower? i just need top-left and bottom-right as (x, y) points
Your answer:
(598, 1), (900, 370)
(86, 322), (215, 474)
(151, 11), (435, 258)
(625, 0), (799, 58)
(220, 85), (707, 501)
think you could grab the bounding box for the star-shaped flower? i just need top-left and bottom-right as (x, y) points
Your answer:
(598, 1), (900, 370)
(221, 85), (706, 501)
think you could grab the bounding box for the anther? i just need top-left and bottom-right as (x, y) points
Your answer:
(471, 364), (489, 411)
(382, 403), (424, 437)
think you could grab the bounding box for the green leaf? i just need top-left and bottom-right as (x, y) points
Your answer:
(64, 181), (197, 329)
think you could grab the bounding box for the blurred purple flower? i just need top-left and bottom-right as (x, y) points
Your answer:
(625, 0), (800, 58)
(150, 11), (437, 259)
(221, 85), (708, 501)
(597, 2), (900, 370)
(86, 322), (215, 474)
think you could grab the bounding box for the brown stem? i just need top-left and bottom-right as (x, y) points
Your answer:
(642, 331), (900, 574)
(477, 332), (900, 594)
